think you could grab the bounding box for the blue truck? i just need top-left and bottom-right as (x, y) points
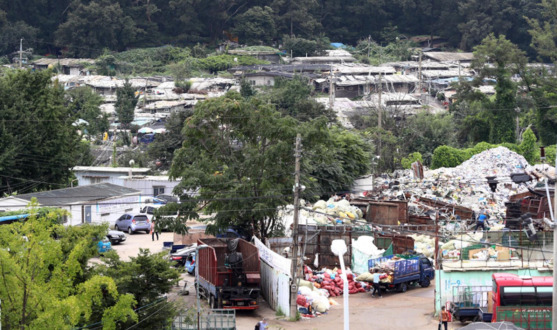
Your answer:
(368, 255), (435, 293)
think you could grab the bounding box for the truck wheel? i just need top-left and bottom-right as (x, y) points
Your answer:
(420, 278), (431, 288)
(209, 295), (216, 309)
(399, 283), (408, 293)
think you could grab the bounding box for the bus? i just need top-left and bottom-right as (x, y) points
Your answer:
(492, 273), (552, 329)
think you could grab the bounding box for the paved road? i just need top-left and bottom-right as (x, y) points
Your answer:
(114, 233), (464, 330)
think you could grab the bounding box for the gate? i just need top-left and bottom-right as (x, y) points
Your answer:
(173, 309), (236, 330)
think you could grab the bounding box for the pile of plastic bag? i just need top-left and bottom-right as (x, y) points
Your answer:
(409, 234), (435, 258)
(351, 236), (385, 274)
(311, 198), (364, 225)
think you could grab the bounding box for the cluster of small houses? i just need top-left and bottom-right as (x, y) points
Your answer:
(4, 49), (555, 323)
(28, 47), (544, 134)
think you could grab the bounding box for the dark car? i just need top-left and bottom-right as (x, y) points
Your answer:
(170, 245), (197, 267)
(153, 194), (179, 204)
(106, 229), (127, 244)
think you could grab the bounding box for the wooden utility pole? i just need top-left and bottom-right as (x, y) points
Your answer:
(378, 73), (382, 130)
(418, 51), (423, 92)
(289, 134), (302, 319)
(19, 39), (23, 68)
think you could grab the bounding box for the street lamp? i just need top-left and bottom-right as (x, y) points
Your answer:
(331, 239), (349, 330)
(196, 244), (209, 330)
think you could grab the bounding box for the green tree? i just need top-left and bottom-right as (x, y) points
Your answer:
(169, 92), (370, 238)
(67, 86), (109, 139)
(233, 6), (276, 45)
(92, 249), (180, 328)
(147, 110), (193, 170)
(282, 35), (330, 57)
(0, 208), (136, 328)
(401, 152), (423, 169)
(401, 112), (457, 164)
(0, 69), (81, 196)
(527, 0), (557, 62)
(519, 127), (538, 163)
(115, 79), (138, 129)
(473, 34), (527, 143)
(55, 0), (140, 57)
(267, 76), (335, 122)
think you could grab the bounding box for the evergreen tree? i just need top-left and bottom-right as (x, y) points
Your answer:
(115, 80), (138, 129)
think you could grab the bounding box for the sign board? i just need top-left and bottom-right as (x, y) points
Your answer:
(253, 237), (292, 277)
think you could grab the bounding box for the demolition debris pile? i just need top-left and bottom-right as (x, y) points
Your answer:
(376, 146), (533, 218)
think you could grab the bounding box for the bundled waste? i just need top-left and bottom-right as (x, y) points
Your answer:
(295, 265), (370, 316)
(409, 234), (436, 258)
(310, 198), (364, 225)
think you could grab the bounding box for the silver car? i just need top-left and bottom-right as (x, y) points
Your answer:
(114, 213), (150, 234)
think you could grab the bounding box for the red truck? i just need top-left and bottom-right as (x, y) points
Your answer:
(196, 238), (261, 309)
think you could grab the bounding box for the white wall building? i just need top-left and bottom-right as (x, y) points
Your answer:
(0, 183), (142, 227)
(120, 175), (181, 199)
(73, 166), (151, 186)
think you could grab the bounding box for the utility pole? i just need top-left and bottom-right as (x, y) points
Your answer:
(378, 73), (382, 130)
(289, 134), (302, 319)
(418, 51), (423, 92)
(19, 39), (23, 68)
(434, 209), (440, 313)
(329, 66), (335, 108)
(548, 147), (557, 328)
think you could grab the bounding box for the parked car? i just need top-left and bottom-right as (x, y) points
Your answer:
(114, 213), (150, 234)
(170, 244), (197, 267)
(153, 194), (179, 204)
(106, 229), (127, 244)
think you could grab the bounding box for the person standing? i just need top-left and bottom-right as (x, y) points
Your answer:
(151, 219), (159, 241)
(371, 269), (384, 298)
(256, 317), (268, 329)
(439, 306), (449, 330)
(473, 210), (490, 233)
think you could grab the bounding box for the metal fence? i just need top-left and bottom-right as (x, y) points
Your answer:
(173, 309), (236, 330)
(450, 285), (491, 308)
(496, 306), (552, 329)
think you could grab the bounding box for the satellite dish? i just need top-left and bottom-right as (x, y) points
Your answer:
(129, 159), (135, 166)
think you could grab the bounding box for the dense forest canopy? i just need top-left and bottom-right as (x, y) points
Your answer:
(0, 0), (548, 58)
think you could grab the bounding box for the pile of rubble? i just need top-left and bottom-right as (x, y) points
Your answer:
(371, 147), (540, 223)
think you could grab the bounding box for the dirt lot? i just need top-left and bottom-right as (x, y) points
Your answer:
(114, 233), (463, 330)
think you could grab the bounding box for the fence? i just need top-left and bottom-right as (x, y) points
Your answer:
(496, 306), (552, 329)
(173, 309), (236, 330)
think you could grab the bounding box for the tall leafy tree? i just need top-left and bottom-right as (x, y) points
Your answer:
(0, 69), (81, 195)
(92, 250), (180, 329)
(233, 6), (276, 44)
(169, 92), (370, 238)
(473, 34), (527, 143)
(67, 86), (109, 139)
(147, 109), (193, 170)
(0, 208), (136, 328)
(55, 0), (140, 57)
(115, 80), (138, 129)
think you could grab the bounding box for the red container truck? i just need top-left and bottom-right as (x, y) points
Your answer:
(196, 238), (261, 310)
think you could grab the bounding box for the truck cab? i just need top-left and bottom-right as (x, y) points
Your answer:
(418, 256), (435, 287)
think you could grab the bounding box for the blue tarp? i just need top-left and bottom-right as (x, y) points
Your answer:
(0, 214), (29, 223)
(330, 42), (346, 49)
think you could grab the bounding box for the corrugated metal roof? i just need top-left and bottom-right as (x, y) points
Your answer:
(423, 52), (474, 62)
(4, 183), (141, 205)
